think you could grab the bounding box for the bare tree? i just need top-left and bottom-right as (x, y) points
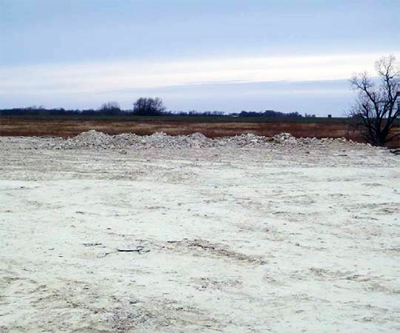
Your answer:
(349, 55), (400, 146)
(133, 97), (166, 116)
(99, 101), (121, 112)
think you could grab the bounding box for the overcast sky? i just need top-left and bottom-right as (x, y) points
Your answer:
(0, 0), (399, 115)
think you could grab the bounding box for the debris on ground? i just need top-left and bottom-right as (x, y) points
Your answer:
(4, 130), (380, 151)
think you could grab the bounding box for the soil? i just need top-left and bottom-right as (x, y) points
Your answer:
(0, 133), (399, 333)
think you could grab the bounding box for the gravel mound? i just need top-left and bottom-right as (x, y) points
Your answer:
(56, 130), (215, 150)
(273, 132), (298, 144)
(12, 130), (376, 150)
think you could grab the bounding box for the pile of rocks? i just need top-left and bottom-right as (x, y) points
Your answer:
(55, 130), (216, 150)
(60, 130), (116, 149)
(219, 133), (272, 148)
(272, 133), (298, 144)
(43, 130), (373, 150)
(141, 132), (214, 149)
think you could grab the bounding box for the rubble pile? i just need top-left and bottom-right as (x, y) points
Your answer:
(56, 130), (215, 150)
(33, 130), (375, 150)
(272, 133), (298, 144)
(223, 133), (272, 147)
(61, 130), (116, 149)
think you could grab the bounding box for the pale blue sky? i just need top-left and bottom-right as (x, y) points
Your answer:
(0, 0), (399, 115)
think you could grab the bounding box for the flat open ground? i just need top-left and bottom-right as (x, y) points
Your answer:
(0, 135), (399, 332)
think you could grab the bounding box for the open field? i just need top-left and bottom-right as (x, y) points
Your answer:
(1, 116), (399, 148)
(0, 134), (399, 332)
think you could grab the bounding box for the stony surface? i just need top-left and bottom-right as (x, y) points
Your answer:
(0, 132), (399, 333)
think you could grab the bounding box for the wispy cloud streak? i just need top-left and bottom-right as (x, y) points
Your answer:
(1, 53), (396, 97)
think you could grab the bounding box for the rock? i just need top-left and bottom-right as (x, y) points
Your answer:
(272, 133), (296, 144)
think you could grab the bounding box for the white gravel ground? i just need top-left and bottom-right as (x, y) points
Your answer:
(0, 134), (399, 333)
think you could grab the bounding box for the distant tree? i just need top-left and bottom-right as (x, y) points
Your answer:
(304, 113), (316, 118)
(286, 111), (303, 118)
(99, 101), (121, 113)
(238, 110), (302, 118)
(349, 55), (400, 146)
(132, 97), (166, 116)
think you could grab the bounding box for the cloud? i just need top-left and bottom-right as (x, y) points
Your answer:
(1, 52), (398, 98)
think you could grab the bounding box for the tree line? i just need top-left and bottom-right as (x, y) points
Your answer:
(0, 97), (315, 118)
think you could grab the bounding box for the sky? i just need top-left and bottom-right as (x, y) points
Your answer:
(0, 0), (399, 115)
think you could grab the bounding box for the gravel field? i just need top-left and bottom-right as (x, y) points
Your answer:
(0, 132), (399, 333)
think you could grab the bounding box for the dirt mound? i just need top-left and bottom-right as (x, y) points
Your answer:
(8, 130), (376, 150)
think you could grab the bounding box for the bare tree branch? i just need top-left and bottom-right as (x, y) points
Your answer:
(349, 55), (400, 146)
